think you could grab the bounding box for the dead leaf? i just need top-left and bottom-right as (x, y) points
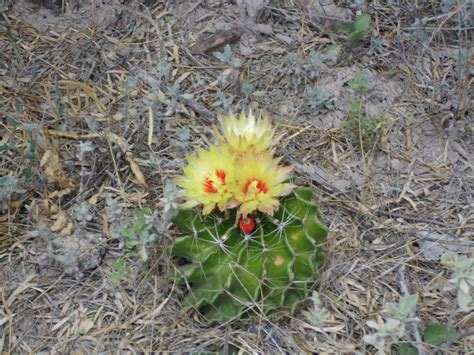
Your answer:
(30, 199), (48, 222)
(29, 199), (75, 237)
(47, 188), (73, 198)
(40, 150), (62, 182)
(45, 130), (130, 153)
(191, 27), (242, 54)
(125, 152), (147, 188)
(58, 80), (106, 113)
(60, 223), (75, 237)
(51, 210), (68, 232)
(88, 194), (99, 205)
(40, 150), (75, 189)
(77, 317), (94, 335)
(112, 112), (123, 121)
(103, 131), (129, 153)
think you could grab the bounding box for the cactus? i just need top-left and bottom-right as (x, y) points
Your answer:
(170, 187), (327, 323)
(170, 110), (329, 323)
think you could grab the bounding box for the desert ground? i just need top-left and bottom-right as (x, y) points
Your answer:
(0, 0), (473, 353)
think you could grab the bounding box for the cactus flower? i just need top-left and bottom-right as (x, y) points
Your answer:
(233, 152), (295, 217)
(213, 111), (277, 153)
(176, 145), (235, 214)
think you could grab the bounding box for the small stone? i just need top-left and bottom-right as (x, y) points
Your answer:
(390, 159), (401, 170)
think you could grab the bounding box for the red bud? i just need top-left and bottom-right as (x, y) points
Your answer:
(239, 217), (255, 234)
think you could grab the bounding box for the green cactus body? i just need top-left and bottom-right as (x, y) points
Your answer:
(170, 187), (328, 323)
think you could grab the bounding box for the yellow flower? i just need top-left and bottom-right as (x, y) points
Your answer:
(232, 152), (295, 217)
(176, 145), (235, 214)
(213, 110), (277, 153)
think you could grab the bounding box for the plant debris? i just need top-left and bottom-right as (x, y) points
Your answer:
(0, 0), (472, 353)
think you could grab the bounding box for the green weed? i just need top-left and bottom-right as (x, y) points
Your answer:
(348, 68), (373, 94)
(304, 86), (334, 112)
(342, 101), (387, 149)
(338, 13), (371, 43)
(120, 207), (158, 262)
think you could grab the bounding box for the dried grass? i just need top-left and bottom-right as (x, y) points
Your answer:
(0, 0), (473, 353)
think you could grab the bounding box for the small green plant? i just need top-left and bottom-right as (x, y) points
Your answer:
(441, 0), (455, 12)
(73, 201), (94, 224)
(423, 323), (457, 347)
(241, 79), (266, 98)
(108, 258), (131, 284)
(365, 292), (460, 354)
(338, 13), (371, 43)
(0, 143), (15, 153)
(398, 323), (458, 354)
(348, 68), (373, 94)
(306, 291), (330, 327)
(120, 208), (158, 262)
(158, 83), (185, 107)
(20, 118), (39, 184)
(441, 253), (473, 311)
(304, 86), (334, 112)
(104, 194), (124, 239)
(28, 220), (106, 277)
(283, 50), (326, 90)
(164, 15), (177, 29)
(371, 38), (386, 54)
(0, 176), (26, 206)
(342, 101), (386, 148)
(350, 0), (366, 9)
(213, 44), (242, 68)
(211, 90), (234, 113)
(104, 198), (152, 284)
(363, 294), (419, 353)
(27, 221), (54, 240)
(385, 294), (420, 322)
(212, 45), (241, 92)
(216, 71), (233, 88)
(53, 83), (65, 119)
(159, 179), (180, 214)
(171, 127), (191, 149)
(150, 59), (172, 81)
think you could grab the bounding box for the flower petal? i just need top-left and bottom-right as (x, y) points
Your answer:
(176, 144), (236, 214)
(214, 110), (277, 153)
(233, 151), (295, 216)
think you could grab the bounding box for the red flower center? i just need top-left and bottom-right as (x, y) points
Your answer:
(239, 217), (255, 234)
(215, 169), (226, 183)
(203, 178), (217, 193)
(243, 178), (268, 195)
(203, 169), (226, 194)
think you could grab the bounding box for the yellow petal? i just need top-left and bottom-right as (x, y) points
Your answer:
(214, 110), (277, 153)
(176, 144), (236, 214)
(231, 151), (295, 217)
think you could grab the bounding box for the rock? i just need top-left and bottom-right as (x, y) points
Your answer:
(416, 231), (473, 261)
(299, 0), (352, 27)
